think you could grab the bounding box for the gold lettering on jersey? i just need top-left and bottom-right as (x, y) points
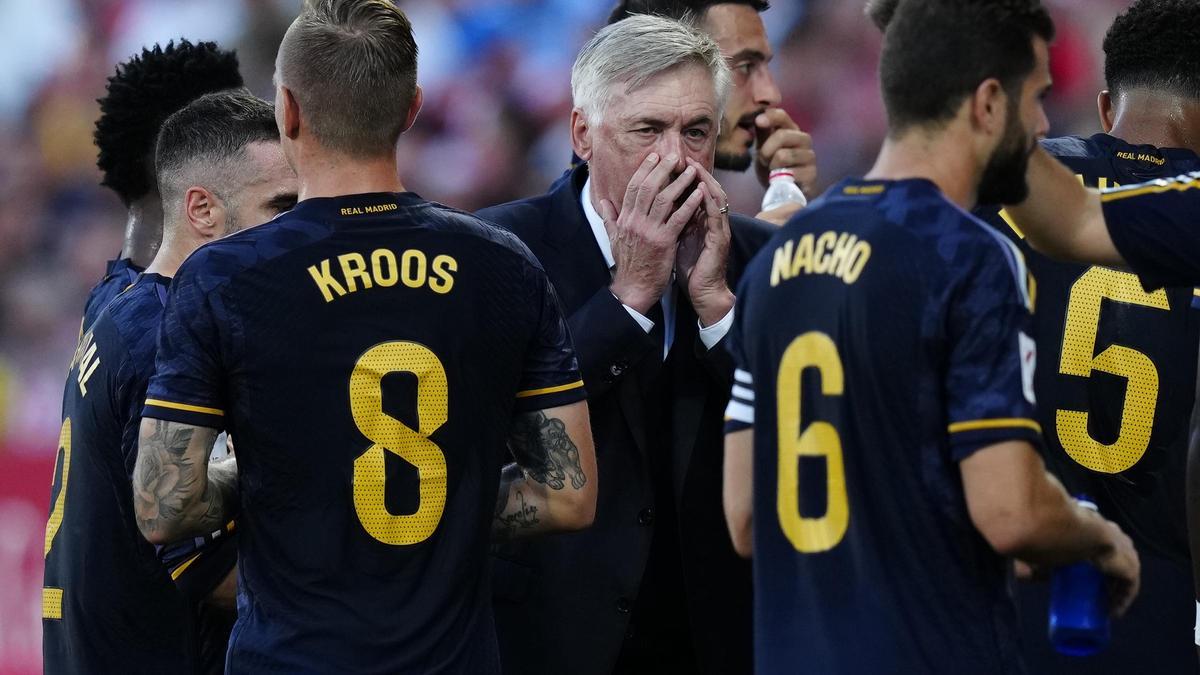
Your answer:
(842, 184), (885, 196)
(340, 203), (400, 217)
(307, 249), (459, 302)
(72, 331), (101, 397)
(771, 231), (871, 287)
(1115, 151), (1166, 166)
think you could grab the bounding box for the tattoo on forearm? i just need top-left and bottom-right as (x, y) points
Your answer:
(493, 489), (540, 542)
(508, 411), (586, 490)
(133, 420), (234, 541)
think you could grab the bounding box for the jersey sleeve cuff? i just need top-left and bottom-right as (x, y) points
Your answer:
(513, 379), (587, 412)
(142, 397), (225, 429)
(947, 417), (1042, 460)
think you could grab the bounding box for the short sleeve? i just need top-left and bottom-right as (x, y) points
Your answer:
(513, 268), (587, 412)
(724, 293), (754, 434)
(945, 236), (1042, 460)
(1101, 173), (1200, 290)
(142, 262), (227, 429)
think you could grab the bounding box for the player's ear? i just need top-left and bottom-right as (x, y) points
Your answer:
(1097, 90), (1116, 134)
(401, 85), (423, 134)
(971, 78), (1007, 138)
(279, 85), (301, 141)
(571, 108), (593, 161)
(184, 186), (223, 240)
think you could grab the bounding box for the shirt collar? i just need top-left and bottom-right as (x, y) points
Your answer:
(580, 177), (616, 271)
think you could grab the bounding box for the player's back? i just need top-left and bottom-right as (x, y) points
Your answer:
(144, 193), (582, 674)
(1001, 133), (1200, 562)
(730, 179), (1038, 674)
(44, 275), (194, 673)
(985, 135), (1200, 673)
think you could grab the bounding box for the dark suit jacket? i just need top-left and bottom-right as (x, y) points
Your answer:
(478, 165), (775, 675)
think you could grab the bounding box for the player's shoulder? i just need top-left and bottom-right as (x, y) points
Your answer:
(423, 199), (546, 271)
(1040, 134), (1102, 160)
(95, 274), (170, 370)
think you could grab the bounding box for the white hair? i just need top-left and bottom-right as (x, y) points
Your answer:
(571, 13), (732, 125)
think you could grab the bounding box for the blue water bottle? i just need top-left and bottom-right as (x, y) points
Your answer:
(1048, 497), (1110, 656)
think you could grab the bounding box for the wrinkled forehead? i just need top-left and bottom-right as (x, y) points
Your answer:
(603, 64), (719, 125)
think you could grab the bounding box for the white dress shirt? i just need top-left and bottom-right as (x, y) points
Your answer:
(581, 178), (733, 359)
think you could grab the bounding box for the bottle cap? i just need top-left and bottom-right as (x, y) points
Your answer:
(768, 169), (796, 181)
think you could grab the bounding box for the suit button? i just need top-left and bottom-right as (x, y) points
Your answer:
(637, 508), (654, 526)
(616, 597), (631, 613)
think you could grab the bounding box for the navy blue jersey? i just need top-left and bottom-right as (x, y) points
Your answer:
(725, 178), (1039, 674)
(984, 134), (1200, 564)
(142, 192), (585, 674)
(44, 274), (195, 673)
(81, 256), (143, 332)
(1102, 170), (1200, 290)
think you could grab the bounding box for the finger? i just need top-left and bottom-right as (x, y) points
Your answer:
(759, 129), (814, 168)
(768, 147), (818, 172)
(666, 186), (706, 235)
(649, 164), (698, 222)
(755, 107), (800, 133)
(622, 153), (661, 216)
(686, 158), (728, 209)
(1013, 560), (1036, 582)
(635, 153), (681, 217)
(598, 198), (618, 229)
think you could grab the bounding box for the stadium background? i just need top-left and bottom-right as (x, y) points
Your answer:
(0, 0), (1134, 671)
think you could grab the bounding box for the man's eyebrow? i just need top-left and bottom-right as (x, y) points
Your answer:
(684, 115), (714, 127)
(727, 49), (769, 63)
(628, 116), (670, 128)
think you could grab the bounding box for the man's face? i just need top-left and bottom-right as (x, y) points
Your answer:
(702, 3), (781, 171)
(977, 38), (1052, 205)
(223, 141), (299, 234)
(583, 62), (719, 214)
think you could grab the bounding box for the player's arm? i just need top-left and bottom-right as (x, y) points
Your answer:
(493, 401), (597, 542)
(723, 428), (753, 558)
(132, 420), (237, 545)
(960, 441), (1139, 615)
(1005, 147), (1124, 266)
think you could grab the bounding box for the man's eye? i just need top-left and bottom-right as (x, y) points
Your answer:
(685, 129), (709, 140)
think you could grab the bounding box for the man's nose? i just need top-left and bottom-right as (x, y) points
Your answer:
(655, 134), (687, 173)
(753, 67), (782, 108)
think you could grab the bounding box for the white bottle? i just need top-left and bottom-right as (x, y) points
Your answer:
(761, 168), (808, 212)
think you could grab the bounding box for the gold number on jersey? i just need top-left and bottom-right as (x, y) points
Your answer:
(42, 418), (71, 619)
(1057, 267), (1169, 473)
(776, 332), (849, 553)
(350, 342), (448, 545)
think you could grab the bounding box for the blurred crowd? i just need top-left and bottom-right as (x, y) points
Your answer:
(0, 0), (1135, 457)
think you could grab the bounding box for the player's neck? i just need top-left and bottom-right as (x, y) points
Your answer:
(121, 194), (164, 268)
(866, 132), (979, 210)
(294, 150), (407, 202)
(141, 231), (189, 279)
(1108, 91), (1200, 156)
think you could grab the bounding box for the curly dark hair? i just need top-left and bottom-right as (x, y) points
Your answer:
(94, 40), (243, 205)
(606, 0), (769, 25)
(1104, 0), (1200, 99)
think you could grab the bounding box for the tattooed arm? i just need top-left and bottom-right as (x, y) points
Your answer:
(493, 401), (597, 542)
(133, 418), (238, 545)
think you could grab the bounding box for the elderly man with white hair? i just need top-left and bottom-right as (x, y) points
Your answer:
(478, 14), (773, 675)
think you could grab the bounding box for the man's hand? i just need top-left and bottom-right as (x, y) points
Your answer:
(756, 200), (804, 227)
(755, 108), (817, 193)
(676, 159), (734, 327)
(1092, 519), (1140, 617)
(599, 153), (705, 315)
